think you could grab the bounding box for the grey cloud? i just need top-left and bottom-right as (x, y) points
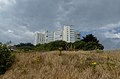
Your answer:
(0, 0), (120, 49)
(68, 0), (120, 29)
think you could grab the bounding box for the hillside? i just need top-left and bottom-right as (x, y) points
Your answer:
(0, 51), (120, 79)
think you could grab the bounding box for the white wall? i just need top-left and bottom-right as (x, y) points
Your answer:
(63, 25), (75, 43)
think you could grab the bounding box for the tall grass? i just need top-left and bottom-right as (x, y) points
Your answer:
(0, 51), (120, 79)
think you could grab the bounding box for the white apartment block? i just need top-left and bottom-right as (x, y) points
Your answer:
(34, 25), (80, 45)
(46, 31), (55, 43)
(34, 32), (45, 45)
(63, 25), (75, 43)
(75, 32), (81, 41)
(54, 30), (63, 41)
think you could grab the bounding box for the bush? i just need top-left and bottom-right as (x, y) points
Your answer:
(0, 44), (15, 74)
(74, 41), (86, 50)
(15, 43), (34, 52)
(83, 42), (98, 50)
(34, 40), (67, 51)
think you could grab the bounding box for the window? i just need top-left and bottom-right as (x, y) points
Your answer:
(67, 37), (69, 41)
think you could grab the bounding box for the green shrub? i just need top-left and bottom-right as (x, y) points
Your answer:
(15, 43), (34, 52)
(0, 44), (15, 74)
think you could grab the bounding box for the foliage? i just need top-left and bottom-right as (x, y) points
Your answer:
(83, 42), (103, 50)
(81, 34), (104, 50)
(50, 40), (67, 50)
(73, 34), (104, 50)
(35, 40), (67, 51)
(15, 43), (34, 51)
(0, 43), (15, 74)
(34, 44), (45, 51)
(66, 42), (74, 50)
(74, 41), (86, 50)
(82, 34), (99, 43)
(15, 34), (104, 51)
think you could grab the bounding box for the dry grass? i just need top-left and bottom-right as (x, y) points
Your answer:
(0, 50), (120, 79)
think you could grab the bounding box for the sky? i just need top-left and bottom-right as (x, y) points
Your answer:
(0, 0), (120, 49)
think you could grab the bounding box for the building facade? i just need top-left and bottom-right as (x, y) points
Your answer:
(75, 32), (81, 41)
(34, 32), (45, 45)
(54, 29), (63, 41)
(63, 25), (75, 43)
(47, 31), (55, 43)
(34, 25), (80, 45)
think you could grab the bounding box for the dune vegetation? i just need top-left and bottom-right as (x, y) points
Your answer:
(0, 50), (120, 79)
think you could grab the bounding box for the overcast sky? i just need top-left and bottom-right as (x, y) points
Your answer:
(0, 0), (120, 49)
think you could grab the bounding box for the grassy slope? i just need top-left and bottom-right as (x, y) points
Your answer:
(0, 51), (120, 79)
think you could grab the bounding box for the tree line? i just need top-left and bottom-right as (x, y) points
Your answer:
(14, 34), (104, 51)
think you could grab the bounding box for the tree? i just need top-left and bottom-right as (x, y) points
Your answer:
(15, 43), (34, 51)
(74, 41), (86, 50)
(34, 44), (45, 51)
(66, 42), (74, 50)
(82, 34), (99, 43)
(0, 43), (15, 74)
(47, 40), (67, 51)
(34, 40), (67, 51)
(81, 34), (104, 50)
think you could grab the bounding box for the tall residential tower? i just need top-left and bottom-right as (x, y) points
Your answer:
(34, 32), (45, 45)
(63, 25), (75, 43)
